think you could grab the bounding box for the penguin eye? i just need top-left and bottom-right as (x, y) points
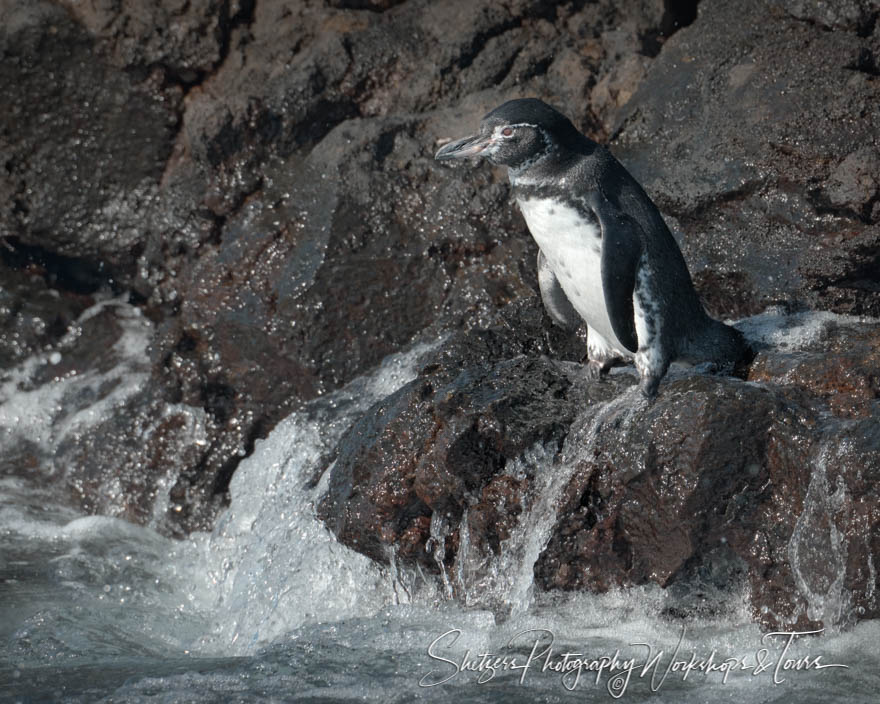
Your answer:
(501, 127), (514, 137)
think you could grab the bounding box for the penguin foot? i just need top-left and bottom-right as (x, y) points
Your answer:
(635, 348), (669, 400)
(639, 373), (661, 399)
(586, 356), (627, 380)
(586, 359), (605, 380)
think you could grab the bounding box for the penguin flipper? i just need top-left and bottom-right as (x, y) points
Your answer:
(537, 249), (582, 330)
(595, 204), (641, 354)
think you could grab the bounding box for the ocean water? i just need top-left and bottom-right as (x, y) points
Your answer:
(1, 301), (878, 703)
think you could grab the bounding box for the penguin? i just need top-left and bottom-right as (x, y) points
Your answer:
(435, 98), (748, 398)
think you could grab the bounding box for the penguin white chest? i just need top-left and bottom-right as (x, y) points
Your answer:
(517, 197), (627, 353)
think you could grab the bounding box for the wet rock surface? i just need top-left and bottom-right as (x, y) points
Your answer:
(0, 264), (92, 370)
(318, 325), (615, 569)
(612, 0), (880, 317)
(748, 318), (880, 418)
(0, 1), (182, 284)
(2, 0), (879, 628)
(321, 318), (880, 629)
(533, 373), (880, 631)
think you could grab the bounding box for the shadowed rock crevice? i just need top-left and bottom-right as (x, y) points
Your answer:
(330, 0), (410, 11)
(217, 0), (258, 75)
(641, 0), (700, 56)
(846, 45), (880, 75)
(1, 238), (116, 296)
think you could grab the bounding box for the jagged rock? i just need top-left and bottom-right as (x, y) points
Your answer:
(612, 0), (880, 316)
(0, 297), (218, 535)
(319, 330), (880, 629)
(147, 117), (537, 532)
(3, 0), (685, 535)
(0, 0), (182, 284)
(137, 0), (694, 527)
(56, 0), (227, 80)
(3, 0), (878, 633)
(536, 376), (797, 594)
(748, 318), (880, 418)
(824, 147), (880, 220)
(59, 382), (217, 537)
(318, 329), (629, 568)
(768, 0), (878, 32)
(534, 374), (838, 630)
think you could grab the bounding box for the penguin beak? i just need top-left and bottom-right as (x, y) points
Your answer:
(434, 133), (493, 161)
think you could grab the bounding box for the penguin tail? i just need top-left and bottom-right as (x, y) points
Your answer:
(679, 318), (753, 375)
(704, 319), (754, 374)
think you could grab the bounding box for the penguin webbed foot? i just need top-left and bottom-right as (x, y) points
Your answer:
(586, 357), (621, 381)
(638, 373), (662, 400)
(586, 359), (605, 380)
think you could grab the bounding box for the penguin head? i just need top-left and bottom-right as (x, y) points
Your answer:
(435, 98), (580, 170)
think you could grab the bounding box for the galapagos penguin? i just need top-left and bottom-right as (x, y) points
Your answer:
(435, 98), (748, 398)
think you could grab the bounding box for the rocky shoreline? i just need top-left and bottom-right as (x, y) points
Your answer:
(2, 0), (878, 630)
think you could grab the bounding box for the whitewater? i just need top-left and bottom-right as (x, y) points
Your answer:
(1, 299), (878, 703)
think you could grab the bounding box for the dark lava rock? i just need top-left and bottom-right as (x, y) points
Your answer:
(748, 317), (880, 418)
(319, 319), (880, 630)
(147, 118), (536, 531)
(0, 0), (181, 284)
(134, 0), (691, 530)
(3, 0), (879, 633)
(57, 0), (227, 80)
(4, 0), (686, 535)
(150, 0), (689, 403)
(824, 147), (880, 221)
(0, 297), (218, 535)
(769, 0), (878, 32)
(318, 329), (632, 569)
(612, 0), (880, 316)
(0, 264), (92, 371)
(58, 381), (218, 536)
(535, 377), (797, 594)
(534, 375), (824, 629)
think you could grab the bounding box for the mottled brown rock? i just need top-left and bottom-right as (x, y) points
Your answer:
(0, 0), (182, 283)
(0, 0), (711, 536)
(320, 338), (880, 630)
(533, 375), (823, 629)
(319, 334), (629, 568)
(2, 0), (879, 633)
(57, 0), (228, 80)
(748, 321), (880, 417)
(824, 147), (880, 220)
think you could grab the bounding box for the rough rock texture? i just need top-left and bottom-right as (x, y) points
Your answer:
(748, 322), (880, 418)
(321, 319), (880, 630)
(0, 261), (92, 370)
(318, 325), (609, 568)
(0, 1), (182, 283)
(1, 0), (879, 626)
(3, 0), (691, 533)
(612, 0), (880, 317)
(57, 0), (228, 81)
